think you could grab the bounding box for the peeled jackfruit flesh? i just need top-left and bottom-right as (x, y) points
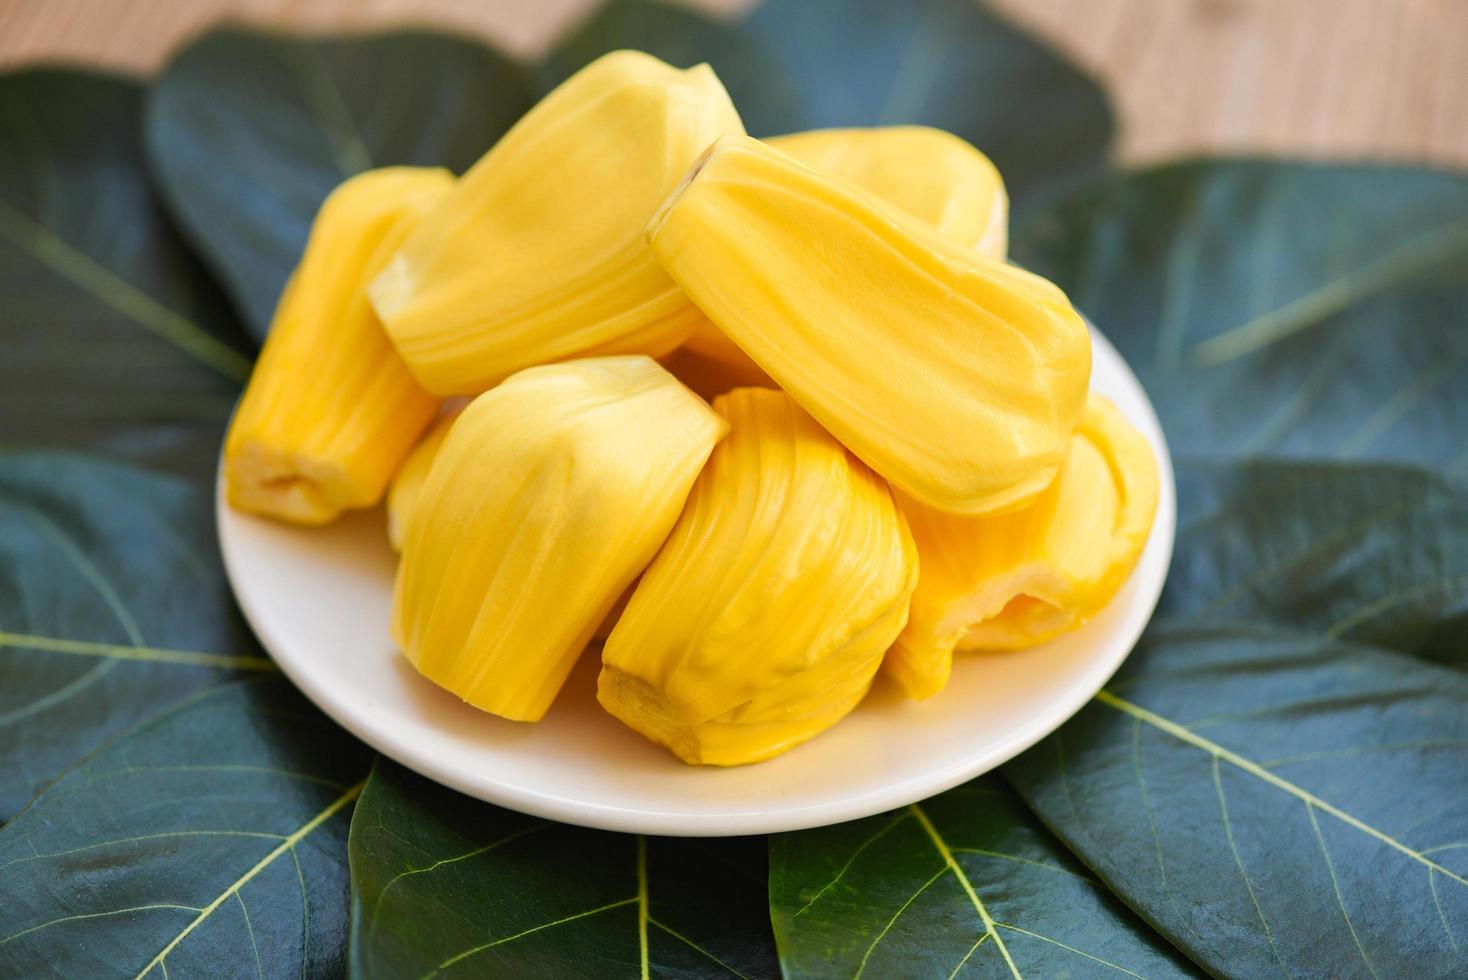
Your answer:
(683, 125), (1009, 368)
(599, 387), (918, 765)
(370, 50), (746, 395)
(392, 356), (726, 722)
(770, 127), (1008, 256)
(885, 395), (1159, 700)
(224, 167), (452, 525)
(648, 134), (1089, 516)
(385, 408), (460, 552)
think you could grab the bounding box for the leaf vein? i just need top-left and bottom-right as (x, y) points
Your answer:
(649, 917), (752, 979)
(131, 779), (362, 978)
(431, 898), (637, 973)
(949, 847), (1096, 884)
(946, 931), (990, 980)
(1096, 690), (1468, 887)
(1306, 802), (1377, 978)
(851, 865), (949, 980)
(366, 822), (548, 944)
(793, 811), (911, 917)
(0, 631), (276, 671)
(1191, 220), (1468, 366)
(1323, 572), (1468, 638)
(0, 198), (251, 382)
(0, 830), (288, 873)
(909, 803), (1020, 979)
(1212, 757), (1289, 976)
(236, 892), (263, 980)
(994, 923), (1146, 978)
(1429, 868), (1459, 953)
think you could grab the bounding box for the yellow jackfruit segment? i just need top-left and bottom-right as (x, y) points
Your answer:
(370, 50), (746, 396)
(385, 408), (461, 552)
(224, 167), (451, 525)
(885, 395), (1159, 700)
(647, 134), (1089, 516)
(388, 401), (631, 633)
(392, 356), (726, 722)
(599, 387), (918, 765)
(772, 127), (1009, 255)
(683, 125), (1009, 368)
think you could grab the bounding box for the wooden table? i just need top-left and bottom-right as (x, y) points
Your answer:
(3, 0), (1466, 170)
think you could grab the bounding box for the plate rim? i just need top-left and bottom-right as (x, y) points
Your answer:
(219, 329), (1176, 836)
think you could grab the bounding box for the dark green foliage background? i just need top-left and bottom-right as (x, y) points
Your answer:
(0, 1), (1464, 977)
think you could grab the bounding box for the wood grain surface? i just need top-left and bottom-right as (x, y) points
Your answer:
(2, 0), (1466, 169)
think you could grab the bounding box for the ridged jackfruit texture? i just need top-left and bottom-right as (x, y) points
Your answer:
(224, 167), (452, 525)
(647, 134), (1089, 516)
(771, 127), (1008, 255)
(683, 125), (1009, 368)
(599, 387), (918, 765)
(392, 356), (726, 722)
(370, 50), (746, 395)
(385, 409), (460, 552)
(886, 395), (1159, 700)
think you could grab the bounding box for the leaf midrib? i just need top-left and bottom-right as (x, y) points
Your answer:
(1096, 689), (1468, 887)
(1189, 220), (1468, 368)
(0, 631), (276, 671)
(133, 779), (363, 978)
(0, 198), (251, 383)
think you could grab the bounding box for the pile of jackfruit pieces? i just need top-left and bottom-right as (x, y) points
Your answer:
(225, 50), (1159, 766)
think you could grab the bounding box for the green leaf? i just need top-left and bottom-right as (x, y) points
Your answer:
(0, 678), (371, 978)
(770, 776), (1197, 979)
(349, 759), (779, 979)
(740, 0), (1113, 203)
(1166, 460), (1468, 668)
(1007, 622), (1468, 979)
(0, 452), (275, 820)
(540, 0), (788, 129)
(1004, 456), (1468, 978)
(146, 27), (533, 341)
(1011, 160), (1468, 470)
(548, 0), (1114, 204)
(0, 69), (252, 478)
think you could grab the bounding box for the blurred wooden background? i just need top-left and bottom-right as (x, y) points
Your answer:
(2, 0), (1465, 169)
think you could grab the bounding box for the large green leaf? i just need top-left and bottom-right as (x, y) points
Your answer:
(0, 452), (274, 820)
(349, 759), (779, 979)
(540, 0), (789, 131)
(146, 28), (532, 341)
(0, 678), (371, 978)
(770, 776), (1197, 978)
(1165, 461), (1468, 667)
(741, 0), (1113, 203)
(548, 0), (1114, 204)
(1011, 160), (1468, 469)
(1003, 456), (1468, 977)
(0, 69), (252, 478)
(1007, 620), (1468, 979)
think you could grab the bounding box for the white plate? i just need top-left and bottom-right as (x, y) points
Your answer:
(219, 329), (1175, 836)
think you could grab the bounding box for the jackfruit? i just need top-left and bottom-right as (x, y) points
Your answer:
(392, 356), (726, 722)
(386, 408), (460, 552)
(682, 125), (1009, 368)
(224, 167), (451, 525)
(370, 50), (745, 395)
(886, 396), (1159, 699)
(647, 134), (1089, 516)
(770, 127), (1008, 256)
(599, 387), (917, 765)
